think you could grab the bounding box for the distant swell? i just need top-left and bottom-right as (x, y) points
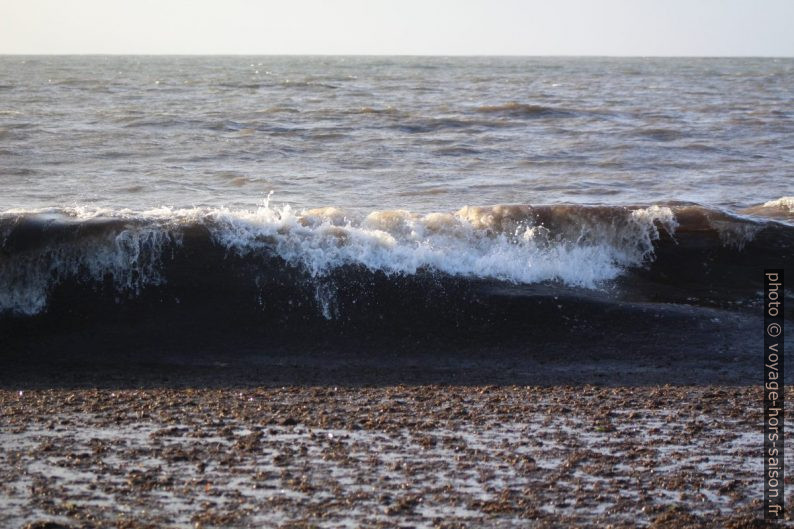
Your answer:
(474, 102), (575, 118)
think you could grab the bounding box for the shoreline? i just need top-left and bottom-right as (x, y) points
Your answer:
(0, 351), (763, 390)
(0, 297), (786, 527)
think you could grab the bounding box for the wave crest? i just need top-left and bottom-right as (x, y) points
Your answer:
(740, 196), (794, 221)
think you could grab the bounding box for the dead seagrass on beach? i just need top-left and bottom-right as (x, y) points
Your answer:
(1, 1), (794, 526)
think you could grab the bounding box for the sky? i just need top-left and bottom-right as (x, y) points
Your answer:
(1, 0), (793, 56)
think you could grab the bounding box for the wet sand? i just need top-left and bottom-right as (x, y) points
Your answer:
(0, 381), (788, 528)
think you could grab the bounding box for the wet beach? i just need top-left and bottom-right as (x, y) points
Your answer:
(0, 348), (790, 529)
(0, 381), (784, 529)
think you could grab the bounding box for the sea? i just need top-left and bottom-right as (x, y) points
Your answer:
(0, 56), (791, 354)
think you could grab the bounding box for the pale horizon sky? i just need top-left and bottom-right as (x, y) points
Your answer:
(1, 0), (793, 57)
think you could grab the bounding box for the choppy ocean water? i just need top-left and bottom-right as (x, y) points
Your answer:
(0, 56), (791, 355)
(1, 56), (793, 211)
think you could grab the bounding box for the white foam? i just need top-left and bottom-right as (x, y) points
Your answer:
(201, 201), (675, 287)
(762, 196), (794, 212)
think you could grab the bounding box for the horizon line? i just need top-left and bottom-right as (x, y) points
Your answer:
(2, 52), (793, 59)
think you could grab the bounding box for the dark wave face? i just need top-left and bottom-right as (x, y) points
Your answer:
(1, 202), (791, 358)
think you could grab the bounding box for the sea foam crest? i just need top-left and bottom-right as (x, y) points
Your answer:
(204, 201), (676, 288)
(740, 196), (794, 223)
(762, 196), (794, 213)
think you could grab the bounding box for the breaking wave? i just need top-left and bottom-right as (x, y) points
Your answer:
(0, 201), (674, 315)
(0, 199), (791, 319)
